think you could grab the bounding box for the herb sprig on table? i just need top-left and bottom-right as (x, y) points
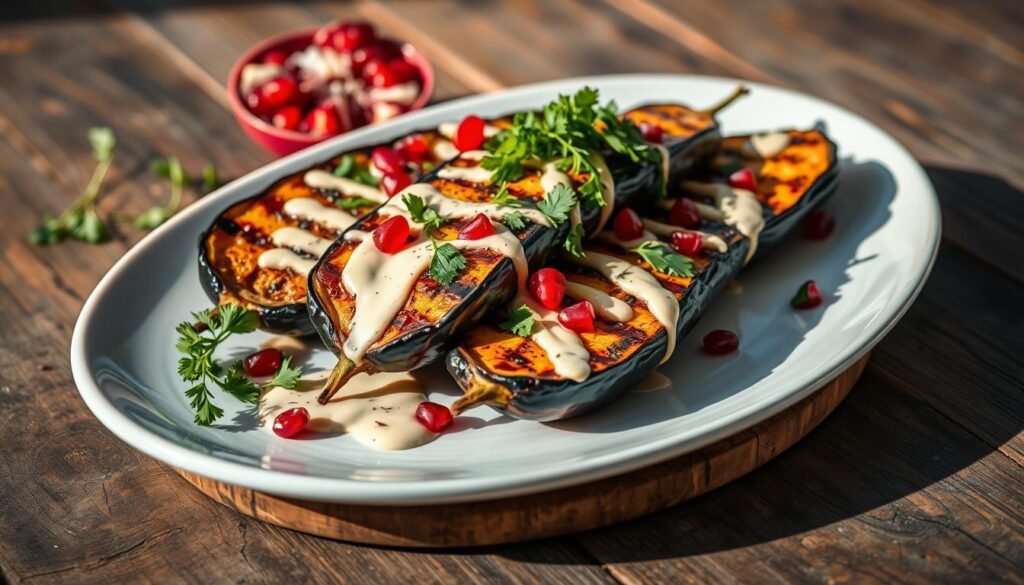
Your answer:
(629, 241), (694, 277)
(482, 87), (655, 210)
(29, 127), (221, 244)
(176, 304), (302, 426)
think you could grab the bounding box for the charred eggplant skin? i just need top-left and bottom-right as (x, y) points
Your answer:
(445, 130), (840, 421)
(198, 192), (314, 336)
(447, 236), (749, 421)
(306, 124), (722, 373)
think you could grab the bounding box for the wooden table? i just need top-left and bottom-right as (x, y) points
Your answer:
(2, 1), (1022, 583)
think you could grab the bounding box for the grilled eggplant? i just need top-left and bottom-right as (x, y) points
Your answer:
(308, 89), (750, 401)
(446, 128), (838, 421)
(199, 129), (458, 336)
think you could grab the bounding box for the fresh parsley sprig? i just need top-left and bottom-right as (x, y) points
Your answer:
(481, 87), (654, 210)
(503, 211), (528, 231)
(536, 183), (577, 226)
(29, 127), (116, 245)
(429, 238), (466, 285)
(499, 305), (535, 337)
(563, 224), (585, 257)
(336, 196), (379, 210)
(175, 304), (302, 426)
(403, 193), (444, 233)
(490, 185), (522, 208)
(629, 241), (694, 277)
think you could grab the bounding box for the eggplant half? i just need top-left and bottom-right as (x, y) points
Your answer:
(445, 128), (839, 421)
(307, 90), (749, 401)
(198, 129), (458, 336)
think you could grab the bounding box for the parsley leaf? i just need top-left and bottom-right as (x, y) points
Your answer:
(536, 183), (576, 226)
(563, 224), (585, 257)
(429, 239), (466, 285)
(403, 193), (444, 233)
(202, 163), (220, 193)
(137, 156), (187, 230)
(504, 211), (528, 231)
(499, 305), (535, 337)
(266, 356), (302, 389)
(30, 127), (115, 245)
(174, 303), (271, 426)
(629, 241), (694, 277)
(490, 184), (522, 208)
(336, 196), (379, 209)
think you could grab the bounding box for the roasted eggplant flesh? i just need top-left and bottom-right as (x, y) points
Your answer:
(307, 102), (729, 374)
(446, 129), (839, 421)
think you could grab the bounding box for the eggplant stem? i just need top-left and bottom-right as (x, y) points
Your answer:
(452, 378), (513, 415)
(317, 357), (371, 404)
(190, 306), (220, 333)
(703, 85), (750, 116)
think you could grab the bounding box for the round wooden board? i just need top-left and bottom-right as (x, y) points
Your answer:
(176, 354), (868, 548)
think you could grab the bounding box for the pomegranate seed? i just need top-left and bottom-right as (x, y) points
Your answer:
(791, 280), (823, 309)
(371, 146), (404, 175)
(353, 42), (401, 75)
(272, 407), (309, 438)
(388, 59), (419, 83)
(727, 167), (758, 192)
(454, 115), (486, 152)
(669, 197), (701, 229)
(395, 133), (430, 163)
(369, 64), (402, 88)
(243, 348), (283, 377)
(260, 76), (299, 109)
(638, 122), (664, 143)
(558, 301), (596, 333)
(529, 268), (566, 310)
(245, 91), (274, 116)
(459, 213), (496, 240)
(415, 401), (453, 433)
(373, 216), (410, 253)
(262, 49), (289, 66)
(671, 231), (703, 257)
(381, 171), (412, 197)
(613, 208), (644, 241)
(304, 104), (341, 136)
(703, 329), (739, 355)
(272, 105), (303, 130)
(315, 21), (376, 52)
(803, 210), (835, 240)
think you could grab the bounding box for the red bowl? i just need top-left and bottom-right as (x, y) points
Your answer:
(227, 26), (435, 157)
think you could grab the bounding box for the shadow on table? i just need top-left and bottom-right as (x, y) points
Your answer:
(492, 166), (1024, 563)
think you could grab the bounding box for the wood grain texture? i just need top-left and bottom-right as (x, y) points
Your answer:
(1, 0), (1022, 583)
(175, 356), (867, 547)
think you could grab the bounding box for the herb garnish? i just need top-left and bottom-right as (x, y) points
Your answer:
(504, 211), (528, 231)
(135, 156), (187, 229)
(29, 127), (115, 245)
(629, 241), (694, 277)
(490, 185), (522, 208)
(403, 193), (444, 233)
(563, 224), (585, 257)
(429, 239), (466, 285)
(175, 304), (302, 425)
(336, 196), (379, 210)
(500, 305), (535, 337)
(536, 183), (577, 226)
(333, 154), (379, 187)
(481, 87), (654, 210)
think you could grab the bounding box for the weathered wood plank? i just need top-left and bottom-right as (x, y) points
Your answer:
(624, 0), (1024, 187)
(581, 369), (1024, 584)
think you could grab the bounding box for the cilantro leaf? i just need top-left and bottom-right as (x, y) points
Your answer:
(403, 193), (444, 233)
(536, 183), (577, 226)
(429, 239), (466, 285)
(70, 208), (109, 243)
(629, 241), (694, 277)
(562, 224), (585, 257)
(499, 305), (535, 337)
(504, 211), (528, 231)
(266, 356), (302, 390)
(220, 361), (261, 404)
